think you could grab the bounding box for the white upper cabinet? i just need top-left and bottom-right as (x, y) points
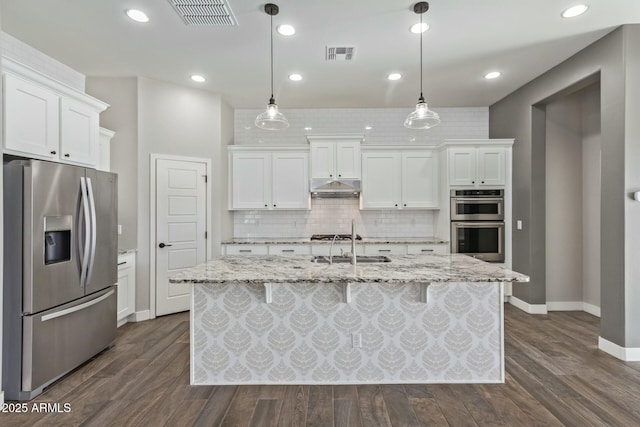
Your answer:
(229, 148), (309, 210)
(361, 151), (399, 209)
(2, 59), (108, 168)
(448, 146), (505, 187)
(361, 148), (438, 209)
(60, 98), (99, 166)
(308, 136), (362, 179)
(231, 152), (271, 209)
(401, 151), (439, 208)
(272, 152), (309, 209)
(4, 73), (60, 159)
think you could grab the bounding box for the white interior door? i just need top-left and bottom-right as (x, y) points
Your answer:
(155, 158), (207, 316)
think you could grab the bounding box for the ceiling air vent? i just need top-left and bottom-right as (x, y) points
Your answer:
(168, 0), (238, 26)
(326, 46), (356, 61)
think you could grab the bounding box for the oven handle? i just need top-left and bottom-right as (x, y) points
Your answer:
(452, 198), (504, 203)
(452, 222), (505, 228)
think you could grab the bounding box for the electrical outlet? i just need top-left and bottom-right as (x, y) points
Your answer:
(117, 224), (123, 235)
(352, 332), (362, 348)
(516, 220), (523, 230)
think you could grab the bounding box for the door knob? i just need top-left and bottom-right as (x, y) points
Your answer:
(158, 243), (173, 248)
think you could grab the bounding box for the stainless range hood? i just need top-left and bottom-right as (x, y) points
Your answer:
(310, 178), (361, 198)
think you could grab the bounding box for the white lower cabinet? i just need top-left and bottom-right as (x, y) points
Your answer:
(268, 245), (311, 255)
(117, 253), (136, 326)
(224, 245), (269, 255)
(364, 244), (406, 255)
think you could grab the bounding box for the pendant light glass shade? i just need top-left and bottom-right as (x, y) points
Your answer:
(255, 4), (289, 131)
(404, 2), (439, 130)
(255, 98), (289, 130)
(404, 97), (440, 129)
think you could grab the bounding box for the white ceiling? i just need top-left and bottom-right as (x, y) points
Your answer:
(2, 0), (639, 109)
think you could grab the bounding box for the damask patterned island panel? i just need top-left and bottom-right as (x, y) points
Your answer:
(176, 254), (530, 385)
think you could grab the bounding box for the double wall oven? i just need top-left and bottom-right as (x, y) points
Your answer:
(450, 189), (504, 262)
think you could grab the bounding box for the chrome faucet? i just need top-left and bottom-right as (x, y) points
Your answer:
(328, 234), (339, 265)
(351, 219), (357, 267)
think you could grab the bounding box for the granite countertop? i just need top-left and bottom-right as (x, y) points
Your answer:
(222, 237), (448, 245)
(170, 254), (529, 284)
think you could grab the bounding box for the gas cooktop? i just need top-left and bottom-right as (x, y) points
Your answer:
(310, 234), (362, 241)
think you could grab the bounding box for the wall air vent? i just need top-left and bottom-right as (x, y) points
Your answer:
(326, 46), (356, 61)
(168, 0), (238, 26)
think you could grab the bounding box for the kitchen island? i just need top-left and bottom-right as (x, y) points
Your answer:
(171, 254), (529, 385)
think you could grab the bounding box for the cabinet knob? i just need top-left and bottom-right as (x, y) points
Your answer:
(50, 150), (57, 155)
(264, 204), (268, 207)
(404, 203), (407, 207)
(273, 204), (276, 207)
(395, 204), (398, 207)
(471, 180), (475, 184)
(481, 180), (485, 184)
(329, 174), (333, 177)
(338, 174), (341, 177)
(64, 153), (70, 158)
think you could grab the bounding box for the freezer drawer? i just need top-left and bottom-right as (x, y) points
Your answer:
(21, 287), (116, 396)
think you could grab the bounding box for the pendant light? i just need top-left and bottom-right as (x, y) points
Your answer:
(255, 3), (289, 130)
(404, 2), (440, 129)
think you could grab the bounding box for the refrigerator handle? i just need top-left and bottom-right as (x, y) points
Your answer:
(79, 177), (91, 287)
(86, 177), (98, 285)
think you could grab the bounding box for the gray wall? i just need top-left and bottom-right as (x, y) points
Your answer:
(86, 77), (233, 315)
(490, 25), (640, 348)
(545, 93), (584, 303)
(544, 84), (601, 306)
(582, 84), (601, 309)
(137, 77), (230, 311)
(86, 77), (139, 250)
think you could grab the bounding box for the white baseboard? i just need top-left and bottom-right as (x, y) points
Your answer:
(598, 337), (640, 361)
(547, 301), (584, 311)
(546, 301), (601, 317)
(130, 310), (151, 322)
(509, 296), (548, 314)
(583, 302), (601, 317)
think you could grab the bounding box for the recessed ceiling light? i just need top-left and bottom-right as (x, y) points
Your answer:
(277, 24), (295, 36)
(387, 73), (402, 81)
(410, 22), (429, 34)
(126, 9), (149, 23)
(191, 75), (206, 83)
(365, 126), (373, 130)
(561, 4), (589, 18)
(304, 127), (313, 131)
(484, 71), (501, 80)
(289, 74), (303, 81)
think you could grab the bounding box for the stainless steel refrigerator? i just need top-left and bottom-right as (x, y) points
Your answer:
(3, 159), (118, 401)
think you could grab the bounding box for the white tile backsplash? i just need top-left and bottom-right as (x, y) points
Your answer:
(235, 107), (488, 146)
(2, 32), (85, 91)
(234, 198), (434, 238)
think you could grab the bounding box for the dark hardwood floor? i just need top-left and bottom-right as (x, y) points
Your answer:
(2, 305), (640, 426)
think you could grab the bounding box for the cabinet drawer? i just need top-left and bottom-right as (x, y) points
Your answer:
(268, 245), (311, 255)
(311, 244), (365, 256)
(224, 245), (269, 255)
(363, 244), (406, 255)
(407, 244), (448, 255)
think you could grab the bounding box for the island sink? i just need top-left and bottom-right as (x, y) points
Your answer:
(310, 255), (391, 264)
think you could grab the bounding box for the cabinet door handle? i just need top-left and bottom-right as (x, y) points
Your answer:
(50, 150), (57, 155)
(239, 249), (252, 253)
(117, 261), (127, 265)
(421, 249), (434, 252)
(378, 249), (391, 253)
(281, 249), (294, 253)
(64, 153), (70, 157)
